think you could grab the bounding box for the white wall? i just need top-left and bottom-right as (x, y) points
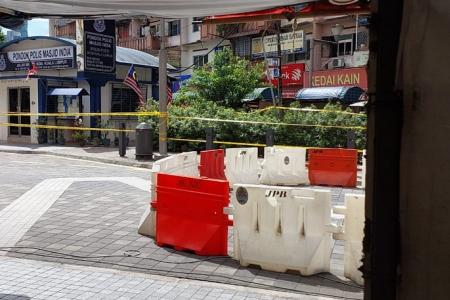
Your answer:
(0, 79), (38, 143)
(180, 17), (201, 45)
(180, 39), (231, 75)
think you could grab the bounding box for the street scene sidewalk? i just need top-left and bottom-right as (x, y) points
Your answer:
(0, 257), (310, 300)
(0, 142), (155, 169)
(0, 152), (363, 299)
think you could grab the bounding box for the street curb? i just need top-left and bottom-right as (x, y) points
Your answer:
(0, 149), (153, 169)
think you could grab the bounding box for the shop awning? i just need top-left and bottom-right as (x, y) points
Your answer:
(242, 87), (278, 102)
(295, 86), (365, 103)
(0, 0), (313, 21)
(48, 88), (89, 96)
(205, 1), (370, 24)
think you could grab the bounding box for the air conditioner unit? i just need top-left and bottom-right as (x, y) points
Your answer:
(329, 57), (345, 69)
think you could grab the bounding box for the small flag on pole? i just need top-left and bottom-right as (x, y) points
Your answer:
(124, 64), (145, 105)
(167, 84), (173, 105)
(26, 60), (38, 81)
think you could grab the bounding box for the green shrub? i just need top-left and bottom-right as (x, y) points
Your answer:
(138, 99), (366, 152)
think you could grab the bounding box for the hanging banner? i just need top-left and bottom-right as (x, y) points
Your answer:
(0, 46), (75, 71)
(252, 31), (304, 58)
(83, 19), (116, 73)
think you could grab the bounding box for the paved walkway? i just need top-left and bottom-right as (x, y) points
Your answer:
(0, 143), (155, 168)
(0, 152), (364, 299)
(0, 257), (315, 300)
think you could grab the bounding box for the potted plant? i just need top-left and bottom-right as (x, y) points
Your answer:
(101, 120), (111, 147)
(72, 131), (86, 147)
(34, 117), (47, 144)
(48, 129), (56, 144)
(92, 136), (101, 146)
(57, 131), (65, 145)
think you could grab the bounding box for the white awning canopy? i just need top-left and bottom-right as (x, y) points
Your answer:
(0, 0), (314, 18)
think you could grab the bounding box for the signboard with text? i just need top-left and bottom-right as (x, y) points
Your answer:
(269, 63), (305, 87)
(303, 67), (368, 90)
(0, 46), (75, 71)
(83, 19), (116, 73)
(252, 31), (304, 58)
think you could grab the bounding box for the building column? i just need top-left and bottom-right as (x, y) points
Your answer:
(88, 81), (102, 136)
(37, 79), (47, 114)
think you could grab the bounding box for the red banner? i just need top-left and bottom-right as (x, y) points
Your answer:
(303, 67), (368, 90)
(270, 63), (305, 87)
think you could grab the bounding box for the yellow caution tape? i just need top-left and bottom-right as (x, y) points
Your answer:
(0, 122), (364, 152)
(0, 123), (133, 133)
(171, 116), (366, 131)
(258, 106), (366, 116)
(166, 137), (364, 152)
(214, 140), (266, 147)
(0, 111), (161, 117)
(166, 137), (207, 143)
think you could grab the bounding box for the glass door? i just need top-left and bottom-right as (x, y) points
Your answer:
(8, 88), (31, 137)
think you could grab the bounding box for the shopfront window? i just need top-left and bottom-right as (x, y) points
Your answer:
(168, 20), (180, 37)
(111, 83), (147, 113)
(193, 54), (208, 68)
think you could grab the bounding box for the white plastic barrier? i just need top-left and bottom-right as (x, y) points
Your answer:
(138, 151), (199, 237)
(225, 148), (260, 186)
(230, 184), (332, 275)
(259, 147), (309, 185)
(333, 193), (365, 285)
(361, 150), (366, 189)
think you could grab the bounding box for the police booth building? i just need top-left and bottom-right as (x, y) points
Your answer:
(0, 35), (167, 144)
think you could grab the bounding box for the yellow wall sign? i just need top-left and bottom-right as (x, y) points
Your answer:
(252, 31), (304, 58)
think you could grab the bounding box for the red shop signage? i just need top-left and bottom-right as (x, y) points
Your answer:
(270, 63), (305, 87)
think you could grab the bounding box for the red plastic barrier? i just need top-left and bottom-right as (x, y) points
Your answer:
(155, 173), (230, 256)
(199, 149), (226, 180)
(308, 148), (358, 187)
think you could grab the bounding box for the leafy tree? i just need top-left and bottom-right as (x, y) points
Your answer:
(0, 29), (5, 43)
(179, 48), (266, 108)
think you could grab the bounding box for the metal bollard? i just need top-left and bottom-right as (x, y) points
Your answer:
(119, 122), (126, 157)
(205, 127), (215, 150)
(266, 128), (275, 147)
(346, 131), (356, 149)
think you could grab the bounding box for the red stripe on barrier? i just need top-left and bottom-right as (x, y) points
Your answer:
(155, 173), (230, 256)
(308, 148), (358, 187)
(199, 149), (227, 180)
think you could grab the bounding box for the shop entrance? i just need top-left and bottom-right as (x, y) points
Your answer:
(8, 88), (31, 142)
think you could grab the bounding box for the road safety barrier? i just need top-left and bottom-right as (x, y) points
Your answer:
(0, 111), (366, 152)
(361, 150), (367, 188)
(260, 147), (309, 186)
(224, 147), (260, 186)
(229, 184), (333, 275)
(154, 173), (230, 256)
(332, 194), (365, 285)
(0, 111), (162, 117)
(199, 149), (226, 180)
(308, 148), (358, 187)
(138, 152), (199, 238)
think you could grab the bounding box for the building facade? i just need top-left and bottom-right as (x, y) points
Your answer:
(49, 14), (368, 100)
(220, 14), (369, 99)
(0, 36), (170, 144)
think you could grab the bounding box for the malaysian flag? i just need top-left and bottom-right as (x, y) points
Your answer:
(26, 60), (38, 81)
(124, 65), (145, 105)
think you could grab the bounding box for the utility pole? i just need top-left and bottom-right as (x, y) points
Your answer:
(158, 18), (168, 156)
(276, 22), (283, 106)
